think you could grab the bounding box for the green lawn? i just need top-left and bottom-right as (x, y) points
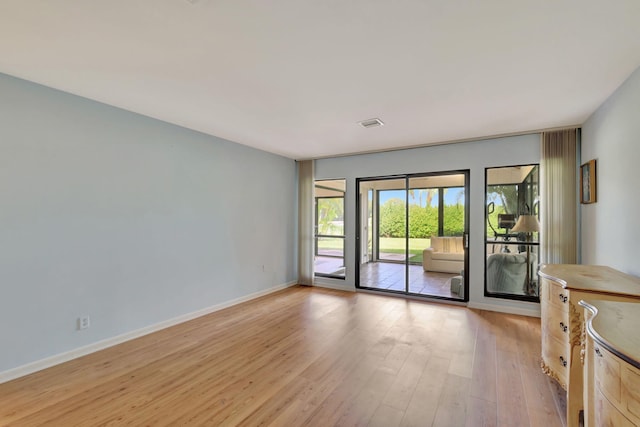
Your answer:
(317, 237), (431, 263)
(378, 237), (430, 263)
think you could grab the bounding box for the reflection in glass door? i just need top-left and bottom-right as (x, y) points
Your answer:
(357, 171), (468, 300)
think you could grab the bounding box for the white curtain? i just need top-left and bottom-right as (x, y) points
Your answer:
(540, 129), (579, 264)
(297, 160), (315, 285)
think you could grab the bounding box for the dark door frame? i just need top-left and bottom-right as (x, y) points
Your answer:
(355, 169), (470, 302)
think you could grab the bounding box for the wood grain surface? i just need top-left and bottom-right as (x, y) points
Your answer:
(0, 286), (563, 426)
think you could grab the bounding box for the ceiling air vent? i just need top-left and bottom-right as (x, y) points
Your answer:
(358, 118), (384, 129)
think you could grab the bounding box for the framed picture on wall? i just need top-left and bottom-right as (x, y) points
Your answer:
(580, 159), (597, 204)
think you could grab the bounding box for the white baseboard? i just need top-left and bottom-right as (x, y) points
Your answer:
(0, 281), (297, 384)
(468, 301), (541, 318)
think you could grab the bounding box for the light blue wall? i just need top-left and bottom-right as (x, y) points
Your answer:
(581, 66), (640, 276)
(0, 73), (297, 373)
(315, 134), (541, 314)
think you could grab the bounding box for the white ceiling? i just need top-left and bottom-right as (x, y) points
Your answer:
(1, 1), (639, 160)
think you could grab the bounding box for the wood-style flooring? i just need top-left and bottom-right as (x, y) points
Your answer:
(0, 286), (564, 426)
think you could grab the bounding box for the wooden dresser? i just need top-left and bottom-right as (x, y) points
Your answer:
(580, 300), (640, 426)
(539, 264), (640, 427)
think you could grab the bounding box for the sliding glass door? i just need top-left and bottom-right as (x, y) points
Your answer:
(357, 171), (469, 300)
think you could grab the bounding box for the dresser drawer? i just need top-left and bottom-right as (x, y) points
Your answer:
(543, 302), (570, 342)
(594, 342), (640, 425)
(624, 366), (640, 422)
(594, 344), (622, 404)
(595, 387), (636, 427)
(542, 333), (568, 385)
(545, 279), (570, 312)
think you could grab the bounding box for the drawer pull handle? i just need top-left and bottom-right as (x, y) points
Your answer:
(595, 348), (603, 358)
(559, 322), (568, 333)
(559, 356), (567, 367)
(558, 294), (567, 303)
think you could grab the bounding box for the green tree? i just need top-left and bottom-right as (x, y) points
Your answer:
(408, 205), (438, 238)
(488, 185), (518, 214)
(317, 197), (343, 235)
(380, 191), (466, 239)
(443, 204), (464, 236)
(379, 198), (406, 237)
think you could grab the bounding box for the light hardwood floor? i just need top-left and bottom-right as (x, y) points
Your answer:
(0, 286), (564, 426)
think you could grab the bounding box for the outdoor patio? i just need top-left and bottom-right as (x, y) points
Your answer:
(359, 261), (461, 299)
(313, 256), (462, 299)
(314, 255), (345, 277)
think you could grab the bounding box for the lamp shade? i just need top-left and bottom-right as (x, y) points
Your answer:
(511, 215), (540, 233)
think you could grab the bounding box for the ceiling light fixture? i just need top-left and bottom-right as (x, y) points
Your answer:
(358, 118), (384, 129)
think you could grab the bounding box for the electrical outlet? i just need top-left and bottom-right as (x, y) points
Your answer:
(78, 316), (90, 330)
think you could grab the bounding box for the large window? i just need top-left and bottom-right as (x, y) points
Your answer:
(314, 179), (345, 279)
(485, 165), (540, 301)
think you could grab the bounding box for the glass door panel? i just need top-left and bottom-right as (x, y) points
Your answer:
(408, 174), (467, 299)
(358, 178), (407, 293)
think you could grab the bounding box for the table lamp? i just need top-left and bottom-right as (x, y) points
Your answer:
(511, 214), (540, 294)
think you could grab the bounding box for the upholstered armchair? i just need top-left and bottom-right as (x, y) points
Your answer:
(486, 252), (536, 294)
(422, 236), (464, 274)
